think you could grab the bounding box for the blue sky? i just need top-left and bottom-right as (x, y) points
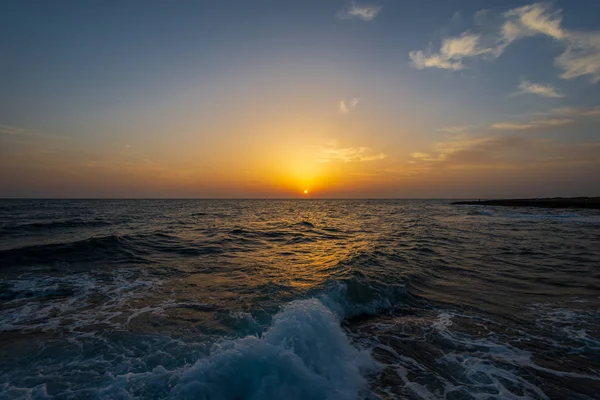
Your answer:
(1, 0), (599, 198)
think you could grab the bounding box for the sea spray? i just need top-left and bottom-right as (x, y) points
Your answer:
(90, 298), (378, 399)
(173, 299), (378, 400)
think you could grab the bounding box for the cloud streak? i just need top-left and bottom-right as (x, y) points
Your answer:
(516, 80), (564, 98)
(410, 2), (600, 83)
(491, 118), (573, 131)
(317, 140), (385, 163)
(338, 98), (360, 115)
(0, 123), (69, 141)
(337, 3), (382, 21)
(409, 134), (600, 171)
(544, 105), (600, 117)
(410, 33), (490, 71)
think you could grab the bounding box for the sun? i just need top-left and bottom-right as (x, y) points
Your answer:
(303, 189), (309, 195)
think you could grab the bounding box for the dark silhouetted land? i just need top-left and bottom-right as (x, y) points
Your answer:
(452, 197), (600, 209)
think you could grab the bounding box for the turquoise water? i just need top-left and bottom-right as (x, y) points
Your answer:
(1, 200), (599, 399)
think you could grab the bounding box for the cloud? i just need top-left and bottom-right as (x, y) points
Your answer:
(515, 80), (564, 98)
(501, 3), (600, 82)
(338, 98), (359, 115)
(488, 104), (599, 130)
(555, 32), (600, 83)
(501, 2), (564, 43)
(545, 105), (600, 117)
(318, 140), (385, 163)
(0, 124), (24, 136)
(438, 125), (477, 134)
(490, 118), (573, 131)
(409, 134), (600, 171)
(337, 3), (381, 21)
(0, 123), (68, 140)
(409, 152), (442, 162)
(409, 51), (464, 71)
(409, 33), (491, 71)
(436, 104), (598, 137)
(410, 2), (600, 83)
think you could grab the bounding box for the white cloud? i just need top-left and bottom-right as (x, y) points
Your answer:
(410, 2), (600, 83)
(409, 51), (464, 71)
(441, 34), (481, 58)
(502, 2), (564, 42)
(338, 3), (381, 21)
(491, 118), (573, 131)
(409, 33), (491, 71)
(338, 98), (360, 115)
(555, 32), (600, 83)
(318, 140), (385, 163)
(516, 80), (564, 98)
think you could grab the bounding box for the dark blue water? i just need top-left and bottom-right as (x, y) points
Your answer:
(1, 200), (599, 399)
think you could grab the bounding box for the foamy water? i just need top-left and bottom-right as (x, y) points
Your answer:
(1, 200), (599, 399)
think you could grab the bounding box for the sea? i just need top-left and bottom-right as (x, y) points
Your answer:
(1, 199), (599, 400)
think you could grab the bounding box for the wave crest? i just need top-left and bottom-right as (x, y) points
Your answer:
(96, 299), (377, 400)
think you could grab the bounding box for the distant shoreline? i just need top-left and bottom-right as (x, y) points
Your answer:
(452, 197), (600, 209)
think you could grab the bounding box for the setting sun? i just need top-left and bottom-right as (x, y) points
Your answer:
(303, 190), (309, 195)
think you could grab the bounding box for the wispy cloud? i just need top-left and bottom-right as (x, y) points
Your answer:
(515, 80), (564, 98)
(0, 123), (68, 140)
(437, 104), (598, 137)
(438, 125), (477, 134)
(490, 118), (573, 131)
(484, 103), (599, 130)
(503, 3), (600, 82)
(317, 140), (385, 163)
(337, 3), (381, 21)
(410, 152), (443, 162)
(544, 105), (600, 117)
(338, 98), (360, 115)
(410, 33), (491, 71)
(410, 2), (600, 83)
(0, 124), (24, 136)
(409, 134), (600, 170)
(501, 2), (564, 43)
(556, 32), (600, 83)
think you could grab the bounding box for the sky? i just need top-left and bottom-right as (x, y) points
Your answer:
(1, 0), (599, 198)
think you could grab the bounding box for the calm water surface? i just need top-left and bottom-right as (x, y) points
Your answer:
(1, 200), (599, 399)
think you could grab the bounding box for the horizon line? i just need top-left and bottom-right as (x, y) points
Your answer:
(0, 196), (594, 201)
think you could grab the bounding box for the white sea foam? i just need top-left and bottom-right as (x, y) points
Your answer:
(171, 298), (377, 400)
(0, 271), (160, 333)
(85, 299), (378, 399)
(364, 311), (600, 400)
(4, 298), (378, 399)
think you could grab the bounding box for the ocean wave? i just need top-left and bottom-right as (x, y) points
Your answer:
(293, 220), (315, 229)
(499, 212), (582, 220)
(361, 310), (600, 399)
(2, 298), (378, 399)
(0, 271), (158, 333)
(0, 218), (113, 235)
(171, 299), (377, 400)
(470, 209), (589, 220)
(0, 235), (149, 267)
(0, 233), (225, 268)
(320, 278), (407, 319)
